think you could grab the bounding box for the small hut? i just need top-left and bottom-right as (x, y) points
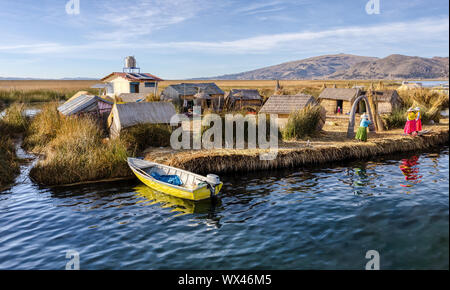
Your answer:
(57, 94), (113, 117)
(224, 89), (263, 110)
(108, 102), (176, 138)
(372, 90), (401, 114)
(259, 94), (319, 128)
(318, 88), (362, 114)
(161, 83), (225, 112)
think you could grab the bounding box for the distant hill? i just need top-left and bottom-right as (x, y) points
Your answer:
(328, 54), (449, 80)
(203, 54), (449, 80)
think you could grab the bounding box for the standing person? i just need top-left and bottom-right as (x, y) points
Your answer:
(415, 107), (422, 133)
(337, 106), (342, 114)
(355, 113), (372, 142)
(404, 108), (417, 136)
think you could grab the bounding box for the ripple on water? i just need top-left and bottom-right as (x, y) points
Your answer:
(0, 148), (448, 269)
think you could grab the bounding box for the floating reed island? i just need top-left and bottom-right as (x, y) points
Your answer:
(143, 123), (449, 175)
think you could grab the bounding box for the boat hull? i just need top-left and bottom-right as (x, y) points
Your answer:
(129, 162), (222, 201)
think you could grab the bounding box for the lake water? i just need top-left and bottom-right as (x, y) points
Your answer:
(0, 146), (448, 270)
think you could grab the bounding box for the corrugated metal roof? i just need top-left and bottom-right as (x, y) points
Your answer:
(115, 102), (177, 129)
(318, 88), (360, 102)
(259, 94), (317, 115)
(58, 95), (99, 116)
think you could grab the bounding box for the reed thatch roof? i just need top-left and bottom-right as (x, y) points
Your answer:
(111, 102), (176, 131)
(372, 90), (400, 103)
(167, 83), (224, 96)
(318, 88), (360, 102)
(225, 89), (262, 101)
(259, 94), (317, 115)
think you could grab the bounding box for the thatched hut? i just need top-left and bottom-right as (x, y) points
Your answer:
(371, 90), (401, 114)
(224, 89), (263, 110)
(259, 94), (319, 128)
(318, 88), (362, 114)
(57, 94), (113, 117)
(108, 102), (176, 138)
(161, 83), (225, 112)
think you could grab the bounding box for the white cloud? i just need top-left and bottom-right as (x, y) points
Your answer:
(1, 17), (448, 56)
(90, 0), (205, 40)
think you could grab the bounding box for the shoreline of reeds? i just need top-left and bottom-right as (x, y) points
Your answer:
(0, 104), (29, 189)
(144, 126), (449, 175)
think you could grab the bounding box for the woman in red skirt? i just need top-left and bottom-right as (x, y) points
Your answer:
(404, 108), (417, 135)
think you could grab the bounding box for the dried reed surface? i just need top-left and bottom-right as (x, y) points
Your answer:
(143, 122), (449, 175)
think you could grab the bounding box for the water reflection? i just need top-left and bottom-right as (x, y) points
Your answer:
(134, 185), (223, 228)
(399, 156), (422, 188)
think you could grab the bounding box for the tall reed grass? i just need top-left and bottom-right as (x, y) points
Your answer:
(0, 103), (28, 188)
(25, 104), (131, 185)
(282, 105), (323, 140)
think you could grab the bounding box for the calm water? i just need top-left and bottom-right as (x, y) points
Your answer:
(0, 147), (448, 270)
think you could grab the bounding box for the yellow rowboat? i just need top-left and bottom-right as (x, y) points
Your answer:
(127, 158), (223, 201)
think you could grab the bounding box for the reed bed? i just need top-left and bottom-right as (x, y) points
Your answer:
(144, 126), (449, 175)
(0, 88), (98, 105)
(282, 105), (324, 140)
(0, 103), (28, 189)
(24, 104), (131, 185)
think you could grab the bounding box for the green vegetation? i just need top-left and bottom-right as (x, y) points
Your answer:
(282, 105), (323, 140)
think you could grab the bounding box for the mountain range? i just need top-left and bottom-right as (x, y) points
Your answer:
(203, 54), (449, 80)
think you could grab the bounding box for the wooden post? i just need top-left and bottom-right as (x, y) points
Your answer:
(367, 90), (385, 132)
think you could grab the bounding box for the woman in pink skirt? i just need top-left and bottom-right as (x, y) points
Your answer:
(404, 108), (417, 135)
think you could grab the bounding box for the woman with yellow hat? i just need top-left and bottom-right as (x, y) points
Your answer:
(404, 108), (417, 136)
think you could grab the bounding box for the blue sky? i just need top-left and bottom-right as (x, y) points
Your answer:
(0, 0), (448, 79)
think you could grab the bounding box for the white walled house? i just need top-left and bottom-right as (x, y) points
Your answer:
(101, 72), (163, 99)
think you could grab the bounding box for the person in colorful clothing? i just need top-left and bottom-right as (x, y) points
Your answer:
(355, 113), (371, 142)
(404, 108), (417, 136)
(414, 107), (422, 133)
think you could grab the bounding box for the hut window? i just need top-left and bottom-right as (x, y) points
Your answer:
(130, 82), (140, 93)
(145, 82), (155, 88)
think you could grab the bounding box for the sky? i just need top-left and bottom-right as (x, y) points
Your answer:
(0, 0), (448, 79)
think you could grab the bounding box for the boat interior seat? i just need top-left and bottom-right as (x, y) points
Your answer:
(144, 165), (205, 189)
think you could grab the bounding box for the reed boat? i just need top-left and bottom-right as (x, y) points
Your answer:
(127, 158), (223, 201)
